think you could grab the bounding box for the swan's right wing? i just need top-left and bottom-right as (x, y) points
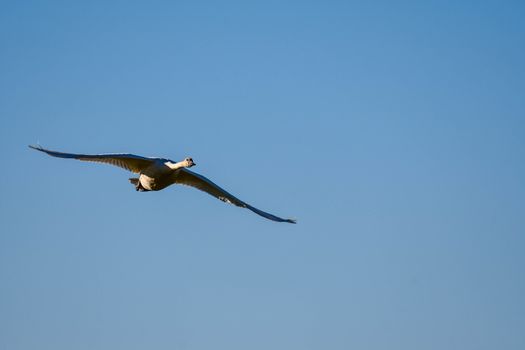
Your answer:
(174, 168), (296, 223)
(29, 145), (156, 173)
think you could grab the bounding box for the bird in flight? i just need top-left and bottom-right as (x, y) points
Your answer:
(29, 145), (296, 223)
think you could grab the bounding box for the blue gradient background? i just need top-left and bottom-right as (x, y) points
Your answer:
(1, 1), (524, 349)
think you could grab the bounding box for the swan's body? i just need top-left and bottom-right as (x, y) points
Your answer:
(131, 159), (191, 191)
(29, 145), (296, 223)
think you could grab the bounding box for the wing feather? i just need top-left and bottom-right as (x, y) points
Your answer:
(174, 169), (296, 223)
(29, 145), (155, 173)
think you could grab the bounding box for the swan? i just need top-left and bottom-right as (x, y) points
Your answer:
(29, 145), (296, 224)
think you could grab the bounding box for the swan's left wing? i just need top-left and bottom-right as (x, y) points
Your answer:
(29, 145), (155, 173)
(174, 169), (296, 223)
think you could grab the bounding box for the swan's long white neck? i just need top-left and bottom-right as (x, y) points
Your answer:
(165, 160), (188, 170)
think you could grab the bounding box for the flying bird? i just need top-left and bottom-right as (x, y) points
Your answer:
(29, 145), (296, 223)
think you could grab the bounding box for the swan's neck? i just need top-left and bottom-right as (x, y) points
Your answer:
(165, 160), (187, 170)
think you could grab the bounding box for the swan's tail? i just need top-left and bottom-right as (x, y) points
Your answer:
(129, 178), (148, 192)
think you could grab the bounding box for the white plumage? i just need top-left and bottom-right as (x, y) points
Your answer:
(29, 145), (296, 224)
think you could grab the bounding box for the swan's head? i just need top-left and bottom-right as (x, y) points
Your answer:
(183, 157), (196, 168)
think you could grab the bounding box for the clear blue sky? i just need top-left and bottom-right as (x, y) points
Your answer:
(1, 1), (524, 349)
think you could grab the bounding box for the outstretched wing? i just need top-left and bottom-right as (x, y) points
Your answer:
(29, 145), (155, 173)
(174, 168), (296, 223)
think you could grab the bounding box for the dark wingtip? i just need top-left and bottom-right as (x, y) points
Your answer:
(287, 218), (297, 224)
